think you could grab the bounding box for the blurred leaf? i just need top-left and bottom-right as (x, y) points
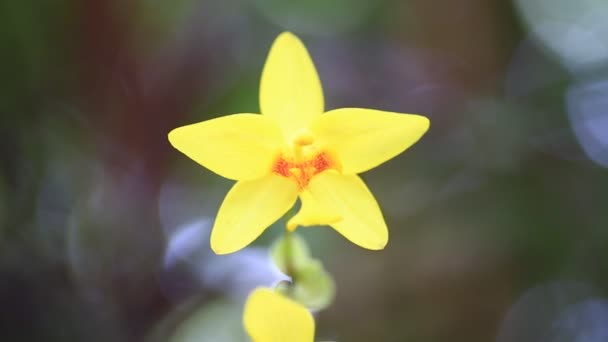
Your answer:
(138, 0), (198, 37)
(170, 299), (248, 342)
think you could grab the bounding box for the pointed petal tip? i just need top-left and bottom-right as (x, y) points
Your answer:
(420, 115), (431, 131)
(276, 31), (299, 41)
(209, 229), (238, 255)
(210, 246), (229, 255)
(353, 233), (388, 251)
(329, 227), (388, 250)
(369, 238), (388, 250)
(167, 127), (179, 146)
(210, 242), (242, 255)
(209, 241), (228, 255)
(331, 218), (389, 251)
(210, 233), (247, 255)
(396, 111), (430, 130)
(271, 31), (306, 51)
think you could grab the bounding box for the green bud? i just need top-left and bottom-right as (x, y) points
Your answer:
(271, 233), (336, 311)
(291, 260), (336, 311)
(270, 232), (312, 274)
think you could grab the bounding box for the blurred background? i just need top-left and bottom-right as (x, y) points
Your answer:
(2, 0), (608, 341)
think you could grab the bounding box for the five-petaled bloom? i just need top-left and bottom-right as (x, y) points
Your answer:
(244, 288), (315, 342)
(169, 32), (429, 254)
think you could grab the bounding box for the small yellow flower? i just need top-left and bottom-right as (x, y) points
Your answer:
(169, 32), (429, 254)
(244, 288), (314, 342)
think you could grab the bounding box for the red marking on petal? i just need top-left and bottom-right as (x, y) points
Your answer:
(272, 152), (335, 188)
(273, 158), (290, 177)
(313, 152), (332, 172)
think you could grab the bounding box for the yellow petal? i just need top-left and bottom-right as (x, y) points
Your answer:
(260, 32), (324, 139)
(244, 288), (315, 342)
(287, 190), (342, 232)
(211, 174), (298, 254)
(312, 108), (430, 174)
(168, 113), (283, 181)
(296, 171), (388, 250)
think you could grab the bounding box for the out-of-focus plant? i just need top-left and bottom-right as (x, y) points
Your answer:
(168, 32), (429, 341)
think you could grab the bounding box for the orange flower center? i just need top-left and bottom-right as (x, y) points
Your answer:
(273, 152), (334, 189)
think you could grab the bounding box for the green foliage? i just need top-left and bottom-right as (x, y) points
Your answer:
(169, 299), (248, 342)
(271, 233), (336, 311)
(271, 232), (311, 274)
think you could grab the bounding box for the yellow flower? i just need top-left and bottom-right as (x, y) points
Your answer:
(243, 288), (314, 342)
(169, 32), (429, 254)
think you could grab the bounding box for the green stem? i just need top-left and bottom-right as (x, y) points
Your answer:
(283, 231), (296, 281)
(280, 231), (299, 299)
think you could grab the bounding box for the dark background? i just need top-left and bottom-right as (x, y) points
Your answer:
(2, 0), (608, 341)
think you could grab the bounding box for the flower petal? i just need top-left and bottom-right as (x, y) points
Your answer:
(260, 32), (324, 139)
(287, 190), (342, 232)
(294, 171), (388, 250)
(168, 113), (283, 181)
(244, 288), (315, 342)
(211, 174), (298, 254)
(312, 108), (430, 174)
